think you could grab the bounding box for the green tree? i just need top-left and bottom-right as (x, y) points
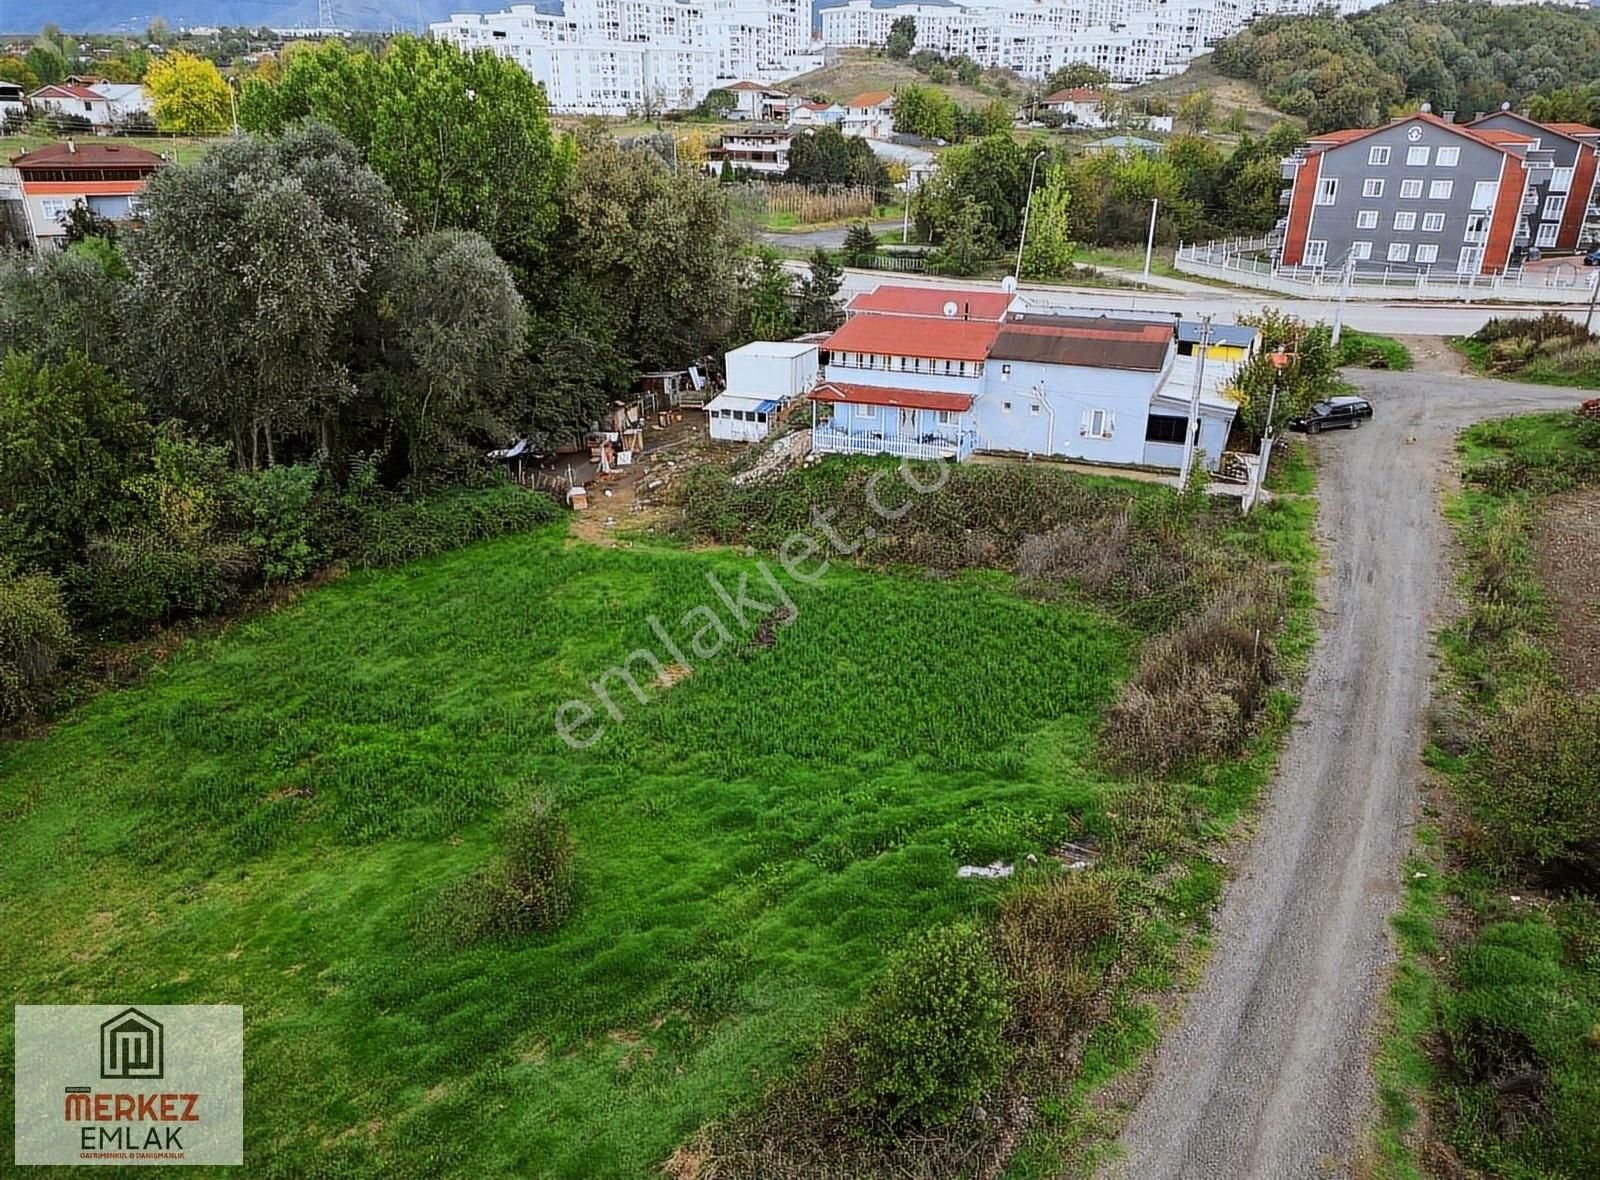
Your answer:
(738, 249), (797, 343)
(1177, 90), (1216, 133)
(917, 133), (1031, 247)
(796, 247), (844, 332)
(0, 557), (74, 722)
(0, 56), (40, 91)
(929, 195), (997, 276)
(0, 352), (151, 572)
(1044, 62), (1111, 93)
(122, 125), (405, 466)
(886, 16), (917, 61)
(1019, 166), (1074, 279)
(0, 241), (128, 368)
(146, 51), (233, 134)
(697, 87), (736, 119)
(23, 45), (67, 87)
(842, 220), (879, 267)
(894, 82), (957, 141)
(374, 231), (526, 477)
(785, 125), (889, 188)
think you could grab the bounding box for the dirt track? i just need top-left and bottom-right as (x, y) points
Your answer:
(1102, 365), (1578, 1180)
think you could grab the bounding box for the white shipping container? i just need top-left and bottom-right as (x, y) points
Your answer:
(724, 341), (819, 399)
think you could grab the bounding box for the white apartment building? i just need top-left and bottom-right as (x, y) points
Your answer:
(432, 0), (822, 116)
(820, 0), (1385, 85)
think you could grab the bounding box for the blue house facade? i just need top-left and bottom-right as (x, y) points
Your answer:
(809, 293), (1243, 473)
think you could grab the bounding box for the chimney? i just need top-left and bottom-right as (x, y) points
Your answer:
(66, 137), (76, 153)
(1442, 110), (1455, 124)
(1474, 111), (1485, 121)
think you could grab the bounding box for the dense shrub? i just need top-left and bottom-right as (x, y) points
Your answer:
(423, 793), (578, 947)
(343, 484), (562, 568)
(1102, 579), (1284, 773)
(841, 922), (1011, 1128)
(1470, 688), (1600, 888)
(1473, 313), (1593, 348)
(0, 560), (74, 721)
(994, 874), (1117, 1043)
(72, 531), (257, 628)
(227, 463), (325, 584)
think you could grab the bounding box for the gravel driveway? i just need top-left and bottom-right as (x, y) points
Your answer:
(1101, 366), (1580, 1180)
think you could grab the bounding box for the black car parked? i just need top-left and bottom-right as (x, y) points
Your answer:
(1584, 246), (1600, 267)
(1290, 395), (1374, 434)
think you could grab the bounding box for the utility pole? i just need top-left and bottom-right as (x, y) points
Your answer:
(1178, 314), (1211, 488)
(1143, 197), (1159, 281)
(1014, 149), (1047, 281)
(1331, 252), (1356, 346)
(1251, 350), (1290, 511)
(1586, 263), (1599, 335)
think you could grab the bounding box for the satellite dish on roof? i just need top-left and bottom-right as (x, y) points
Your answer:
(1000, 275), (1018, 294)
(942, 300), (959, 317)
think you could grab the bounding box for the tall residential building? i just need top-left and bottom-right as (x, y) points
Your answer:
(431, 0), (822, 116)
(819, 0), (1382, 85)
(1273, 108), (1600, 277)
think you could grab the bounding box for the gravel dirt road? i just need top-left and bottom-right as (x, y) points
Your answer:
(1101, 365), (1579, 1180)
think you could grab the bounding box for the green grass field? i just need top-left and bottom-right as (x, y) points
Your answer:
(0, 524), (1138, 1177)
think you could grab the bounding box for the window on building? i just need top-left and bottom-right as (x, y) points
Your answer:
(1363, 178), (1385, 197)
(1085, 409), (1114, 438)
(1368, 145), (1391, 165)
(1145, 414), (1189, 444)
(1388, 242), (1411, 262)
(1428, 180), (1454, 200)
(1400, 179), (1423, 199)
(936, 410), (957, 425)
(1422, 212), (1446, 231)
(1436, 146), (1460, 167)
(1000, 363), (1012, 379)
(1470, 180), (1497, 209)
(1393, 210), (1417, 230)
(1415, 244), (1438, 264)
(1536, 221), (1560, 247)
(1001, 401), (1012, 413)
(1352, 240), (1373, 260)
(1356, 209), (1379, 229)
(1551, 166), (1574, 193)
(1316, 177), (1338, 205)
(1029, 403), (1041, 416)
(1304, 240), (1328, 267)
(1407, 145), (1429, 166)
(856, 405), (875, 419)
(1543, 194), (1567, 220)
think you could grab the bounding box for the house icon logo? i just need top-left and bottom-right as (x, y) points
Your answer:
(100, 1008), (163, 1080)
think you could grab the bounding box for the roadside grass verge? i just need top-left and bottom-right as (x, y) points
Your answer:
(1375, 408), (1600, 1179)
(1335, 329), (1414, 371)
(1452, 314), (1600, 390)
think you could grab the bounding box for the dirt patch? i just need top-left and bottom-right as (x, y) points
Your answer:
(1393, 335), (1474, 376)
(1534, 487), (1600, 692)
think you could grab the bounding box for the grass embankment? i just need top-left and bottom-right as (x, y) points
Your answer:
(1453, 313), (1600, 390)
(0, 455), (1318, 1177)
(1335, 329), (1414, 371)
(1376, 410), (1600, 1179)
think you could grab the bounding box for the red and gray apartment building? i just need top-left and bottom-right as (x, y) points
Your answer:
(1276, 104), (1600, 277)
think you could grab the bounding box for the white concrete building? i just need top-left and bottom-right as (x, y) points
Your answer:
(432, 0), (823, 116)
(708, 340), (819, 442)
(820, 0), (1388, 85)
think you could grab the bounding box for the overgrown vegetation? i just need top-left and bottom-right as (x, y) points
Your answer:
(1378, 409), (1600, 1178)
(1457, 315), (1600, 391)
(1214, 0), (1600, 133)
(1335, 329), (1414, 372)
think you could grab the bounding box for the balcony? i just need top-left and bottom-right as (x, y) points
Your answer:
(812, 427), (978, 462)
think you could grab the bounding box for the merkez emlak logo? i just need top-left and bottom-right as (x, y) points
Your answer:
(14, 1005), (243, 1166)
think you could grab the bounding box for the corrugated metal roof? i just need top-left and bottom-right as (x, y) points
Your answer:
(847, 285), (1013, 320)
(823, 314), (1000, 362)
(990, 314), (1173, 371)
(810, 382), (973, 412)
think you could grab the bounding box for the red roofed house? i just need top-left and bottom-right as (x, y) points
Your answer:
(12, 140), (165, 251)
(29, 82), (116, 127)
(807, 288), (1240, 470)
(725, 81), (791, 122)
(841, 90), (895, 140)
(1277, 107), (1552, 276)
(1042, 87), (1107, 128)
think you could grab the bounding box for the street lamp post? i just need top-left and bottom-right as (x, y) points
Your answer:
(1014, 149), (1047, 281)
(1142, 197), (1158, 280)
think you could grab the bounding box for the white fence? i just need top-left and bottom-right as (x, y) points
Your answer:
(1175, 240), (1600, 303)
(812, 427), (977, 461)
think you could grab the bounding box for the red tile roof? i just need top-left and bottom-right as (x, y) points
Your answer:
(12, 142), (166, 169)
(1044, 87), (1101, 104)
(1472, 128), (1534, 145)
(1546, 121), (1600, 137)
(727, 80), (768, 92)
(847, 284), (1013, 320)
(1307, 112), (1536, 158)
(31, 83), (105, 101)
(823, 313), (1000, 361)
(810, 382), (973, 412)
(845, 90), (894, 109)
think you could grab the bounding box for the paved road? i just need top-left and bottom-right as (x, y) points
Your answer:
(760, 218), (904, 250)
(796, 262), (1597, 336)
(1100, 368), (1579, 1180)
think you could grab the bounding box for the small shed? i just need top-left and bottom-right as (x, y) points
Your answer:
(706, 393), (782, 443)
(725, 341), (819, 399)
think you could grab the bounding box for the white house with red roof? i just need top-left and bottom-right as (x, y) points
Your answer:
(841, 91), (896, 140)
(30, 82), (116, 127)
(12, 140), (165, 250)
(805, 286), (1239, 470)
